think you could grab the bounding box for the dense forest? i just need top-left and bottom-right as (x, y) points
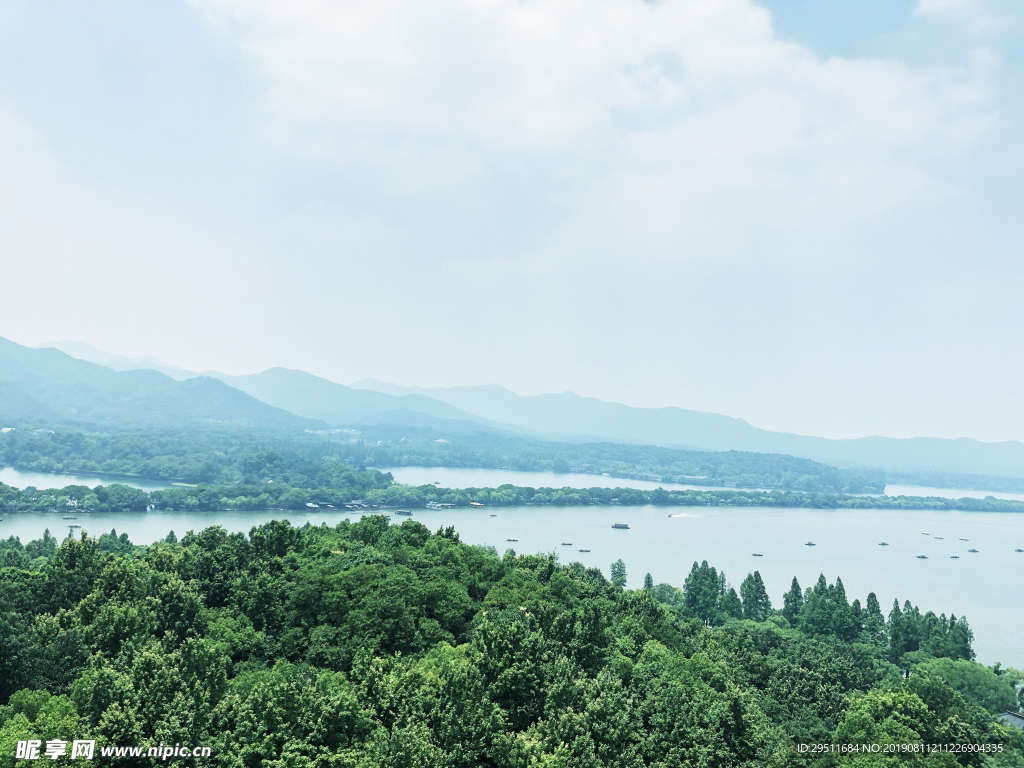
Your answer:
(10, 426), (1024, 499)
(0, 519), (1020, 766)
(0, 428), (888, 494)
(352, 428), (888, 494)
(4, 431), (1024, 518)
(2, 474), (1024, 516)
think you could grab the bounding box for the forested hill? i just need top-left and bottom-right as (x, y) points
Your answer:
(5, 429), (1024, 513)
(4, 477), (1024, 515)
(353, 426), (886, 493)
(0, 337), (322, 431)
(4, 341), (883, 494)
(31, 341), (1024, 480)
(0, 427), (887, 494)
(0, 519), (1020, 766)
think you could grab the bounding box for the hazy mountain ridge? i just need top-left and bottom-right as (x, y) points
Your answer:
(205, 368), (525, 434)
(351, 378), (1024, 477)
(13, 341), (1024, 477)
(0, 337), (321, 431)
(11, 342), (527, 437)
(37, 340), (198, 381)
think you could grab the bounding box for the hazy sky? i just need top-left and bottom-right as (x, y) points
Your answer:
(0, 0), (1020, 442)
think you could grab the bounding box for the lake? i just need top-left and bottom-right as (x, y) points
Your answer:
(5, 464), (1023, 502)
(3, 503), (1021, 668)
(0, 467), (171, 492)
(385, 466), (1024, 501)
(381, 465), (743, 492)
(0, 465), (757, 494)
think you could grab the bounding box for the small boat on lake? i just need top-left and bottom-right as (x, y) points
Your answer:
(878, 542), (889, 546)
(916, 555), (928, 559)
(68, 524), (81, 528)
(560, 542), (572, 546)
(63, 516), (77, 520)
(395, 510), (412, 516)
(506, 538), (518, 542)
(959, 538), (969, 541)
(1016, 548), (1023, 553)
(752, 553), (763, 557)
(921, 532), (930, 535)
(968, 548), (979, 553)
(578, 548), (590, 552)
(950, 556), (959, 559)
(489, 514), (497, 517)
(612, 523), (630, 529)
(933, 536), (943, 540)
(804, 542), (815, 546)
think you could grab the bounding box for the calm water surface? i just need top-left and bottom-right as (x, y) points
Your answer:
(0, 467), (170, 491)
(382, 466), (740, 492)
(385, 466), (1024, 501)
(3, 503), (1021, 667)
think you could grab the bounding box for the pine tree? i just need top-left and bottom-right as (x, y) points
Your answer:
(798, 574), (831, 636)
(721, 587), (743, 619)
(610, 559), (627, 589)
(684, 560), (722, 625)
(829, 576), (857, 641)
(862, 592), (886, 646)
(643, 572), (654, 591)
(887, 599), (908, 662)
(782, 576), (803, 623)
(946, 615), (975, 661)
(740, 571), (772, 622)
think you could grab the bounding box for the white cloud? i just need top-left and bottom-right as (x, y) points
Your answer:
(191, 0), (995, 270)
(914, 0), (1004, 33)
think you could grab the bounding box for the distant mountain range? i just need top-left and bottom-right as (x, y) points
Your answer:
(22, 341), (527, 436)
(39, 340), (196, 381)
(15, 338), (1024, 477)
(349, 379), (1024, 477)
(1, 338), (317, 431)
(205, 368), (525, 435)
